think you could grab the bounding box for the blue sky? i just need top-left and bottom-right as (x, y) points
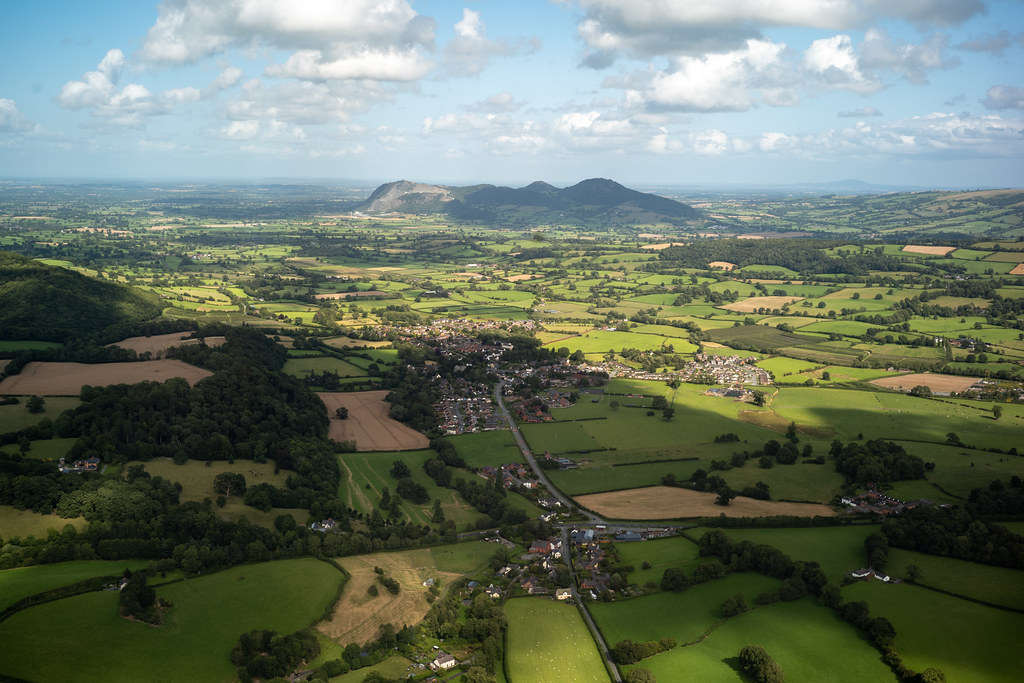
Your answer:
(1, 0), (1022, 188)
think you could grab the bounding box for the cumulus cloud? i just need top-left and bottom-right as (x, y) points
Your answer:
(571, 0), (985, 67)
(860, 29), (958, 84)
(225, 78), (386, 126)
(440, 9), (536, 78)
(838, 105), (883, 117)
(467, 92), (525, 113)
(983, 85), (1024, 110)
(0, 99), (36, 133)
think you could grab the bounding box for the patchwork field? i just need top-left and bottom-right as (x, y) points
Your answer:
(505, 598), (609, 683)
(574, 486), (836, 520)
(0, 360), (211, 395)
(317, 390), (429, 451)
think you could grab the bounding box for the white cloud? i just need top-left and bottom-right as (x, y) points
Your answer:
(838, 105), (883, 117)
(860, 29), (958, 85)
(692, 129), (729, 155)
(804, 35), (879, 93)
(265, 47), (432, 81)
(221, 120), (260, 140)
(0, 99), (36, 133)
(440, 9), (538, 78)
(467, 92), (524, 113)
(983, 85), (1024, 111)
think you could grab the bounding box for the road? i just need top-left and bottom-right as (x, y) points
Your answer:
(492, 381), (603, 523)
(561, 526), (621, 682)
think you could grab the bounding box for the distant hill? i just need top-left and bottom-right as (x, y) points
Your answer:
(354, 178), (702, 226)
(0, 252), (163, 341)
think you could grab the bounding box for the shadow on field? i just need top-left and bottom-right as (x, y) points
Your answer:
(721, 656), (747, 679)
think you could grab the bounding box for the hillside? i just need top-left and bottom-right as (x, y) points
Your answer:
(355, 178), (702, 226)
(0, 252), (162, 341)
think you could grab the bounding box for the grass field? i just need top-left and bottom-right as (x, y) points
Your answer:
(886, 548), (1024, 610)
(449, 429), (524, 468)
(0, 505), (86, 541)
(616, 535), (703, 587)
(711, 526), (877, 581)
(0, 558), (344, 682)
(0, 396), (81, 431)
(625, 597), (896, 683)
(844, 581), (1023, 682)
(283, 356), (366, 378)
(505, 598), (609, 683)
(0, 559), (149, 611)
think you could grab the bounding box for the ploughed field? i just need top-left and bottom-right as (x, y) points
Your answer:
(317, 390), (429, 451)
(0, 360), (211, 395)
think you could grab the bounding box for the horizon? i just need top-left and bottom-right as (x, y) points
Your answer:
(1, 1), (1022, 187)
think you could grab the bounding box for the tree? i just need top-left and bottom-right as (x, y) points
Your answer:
(651, 395), (668, 410)
(624, 669), (657, 683)
(905, 564), (922, 584)
(662, 407), (675, 420)
(609, 400), (620, 410)
(26, 395), (45, 414)
(738, 644), (783, 683)
(715, 488), (737, 506)
(390, 460), (411, 479)
(213, 472), (246, 497)
(946, 432), (962, 446)
(721, 592), (748, 617)
(335, 406), (349, 419)
(752, 391), (766, 407)
(992, 405), (1003, 420)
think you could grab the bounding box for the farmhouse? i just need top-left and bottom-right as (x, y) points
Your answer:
(555, 588), (573, 600)
(431, 653), (457, 671)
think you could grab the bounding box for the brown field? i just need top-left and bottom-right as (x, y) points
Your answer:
(575, 486), (836, 520)
(902, 245), (955, 256)
(721, 296), (803, 312)
(871, 373), (978, 393)
(640, 242), (686, 250)
(506, 274), (540, 282)
(450, 272), (486, 279)
(708, 261), (737, 270)
(1011, 264), (1024, 276)
(108, 332), (226, 356)
(318, 391), (428, 451)
(322, 336), (391, 349)
(313, 291), (387, 299)
(0, 360), (212, 395)
(318, 549), (460, 645)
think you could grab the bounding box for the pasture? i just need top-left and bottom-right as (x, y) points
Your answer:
(886, 548), (1024, 610)
(574, 486), (835, 520)
(0, 559), (149, 611)
(505, 598), (609, 683)
(715, 526), (877, 581)
(0, 506), (85, 542)
(844, 581), (1023, 682)
(283, 356), (366, 379)
(626, 598), (896, 683)
(449, 429), (523, 467)
(616, 535), (703, 587)
(0, 558), (343, 683)
(0, 360), (211, 395)
(317, 390), (429, 451)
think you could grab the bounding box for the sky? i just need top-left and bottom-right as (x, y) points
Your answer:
(1, 0), (1022, 188)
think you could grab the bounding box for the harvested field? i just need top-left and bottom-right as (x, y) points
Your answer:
(902, 245), (955, 256)
(575, 486), (835, 520)
(871, 373), (978, 393)
(1009, 264), (1024, 275)
(506, 274), (540, 282)
(107, 332), (225, 356)
(317, 391), (428, 451)
(708, 261), (736, 270)
(0, 361), (211, 395)
(721, 296), (803, 312)
(450, 272), (485, 278)
(322, 336), (391, 349)
(313, 291), (387, 299)
(640, 242), (686, 250)
(319, 550), (459, 646)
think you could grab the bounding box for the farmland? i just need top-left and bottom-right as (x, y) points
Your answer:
(317, 390), (429, 451)
(505, 598), (609, 683)
(0, 360), (211, 394)
(575, 486), (836, 520)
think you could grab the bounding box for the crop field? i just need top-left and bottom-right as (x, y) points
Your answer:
(505, 598), (609, 683)
(0, 360), (211, 395)
(108, 332), (225, 355)
(844, 581), (1023, 682)
(283, 356), (366, 378)
(870, 373), (979, 393)
(627, 598), (896, 683)
(321, 548), (466, 646)
(0, 559), (149, 611)
(886, 548), (1024, 610)
(317, 390), (429, 451)
(574, 486), (835, 520)
(0, 558), (343, 683)
(448, 430), (523, 467)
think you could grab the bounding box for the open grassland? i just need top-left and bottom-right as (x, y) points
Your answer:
(575, 486), (835, 520)
(716, 457), (845, 504)
(617, 536), (702, 587)
(844, 581), (1023, 682)
(108, 332), (225, 355)
(0, 558), (343, 683)
(320, 546), (483, 646)
(713, 526), (877, 581)
(627, 597), (896, 683)
(505, 598), (609, 683)
(318, 390), (429, 451)
(1, 437), (77, 460)
(0, 360), (211, 395)
(591, 572), (780, 645)
(0, 506), (86, 542)
(449, 429), (523, 467)
(142, 458), (289, 502)
(0, 559), (149, 611)
(337, 449), (481, 528)
(886, 548), (1024, 610)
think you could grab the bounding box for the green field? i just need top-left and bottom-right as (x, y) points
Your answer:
(844, 581), (1023, 682)
(0, 559), (149, 611)
(886, 548), (1024, 610)
(282, 356), (366, 378)
(0, 396), (81, 431)
(0, 558), (344, 682)
(711, 526), (877, 581)
(505, 598), (609, 683)
(627, 597), (896, 682)
(0, 505), (86, 541)
(449, 429), (524, 467)
(616, 535), (703, 587)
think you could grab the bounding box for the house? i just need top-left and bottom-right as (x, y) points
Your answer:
(615, 531), (643, 542)
(556, 588), (572, 600)
(431, 653), (457, 671)
(484, 585), (502, 599)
